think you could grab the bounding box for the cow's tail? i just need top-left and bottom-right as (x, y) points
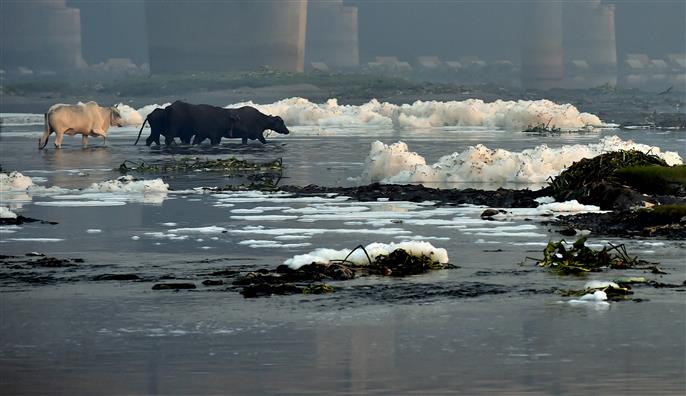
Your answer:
(134, 117), (149, 145)
(38, 113), (52, 150)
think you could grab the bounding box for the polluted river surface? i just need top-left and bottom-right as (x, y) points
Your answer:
(1, 117), (685, 394)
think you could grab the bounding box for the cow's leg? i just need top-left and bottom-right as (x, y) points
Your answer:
(164, 135), (174, 146)
(82, 134), (89, 148)
(241, 137), (248, 144)
(54, 129), (66, 148)
(258, 135), (267, 144)
(102, 135), (107, 147)
(210, 136), (221, 145)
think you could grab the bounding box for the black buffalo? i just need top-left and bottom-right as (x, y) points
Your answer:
(134, 101), (240, 146)
(134, 107), (175, 146)
(223, 106), (290, 144)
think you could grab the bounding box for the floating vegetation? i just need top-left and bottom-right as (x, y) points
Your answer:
(151, 283), (197, 290)
(302, 283), (335, 295)
(527, 236), (663, 275)
(562, 281), (633, 300)
(523, 119), (562, 133)
(235, 245), (455, 298)
(549, 150), (668, 199)
(118, 157), (282, 174)
(336, 245), (455, 277)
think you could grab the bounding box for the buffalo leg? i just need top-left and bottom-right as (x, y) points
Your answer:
(241, 137), (248, 144)
(210, 136), (221, 145)
(164, 135), (174, 146)
(192, 135), (204, 145)
(258, 135), (267, 144)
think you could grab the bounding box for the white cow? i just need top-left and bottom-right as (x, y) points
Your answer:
(39, 102), (124, 149)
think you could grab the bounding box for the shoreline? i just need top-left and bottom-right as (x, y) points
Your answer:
(2, 83), (684, 130)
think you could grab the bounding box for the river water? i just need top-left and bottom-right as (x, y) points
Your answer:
(1, 120), (685, 394)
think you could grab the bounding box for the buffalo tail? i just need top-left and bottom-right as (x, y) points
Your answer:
(134, 117), (149, 145)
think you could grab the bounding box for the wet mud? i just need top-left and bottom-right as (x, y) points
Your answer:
(553, 210), (686, 239)
(280, 182), (547, 207)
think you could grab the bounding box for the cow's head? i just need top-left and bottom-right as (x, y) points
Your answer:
(110, 107), (125, 127)
(268, 115), (290, 135)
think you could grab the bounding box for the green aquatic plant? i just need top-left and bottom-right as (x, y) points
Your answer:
(615, 165), (686, 195)
(644, 204), (686, 222)
(118, 157), (282, 174)
(527, 236), (661, 275)
(549, 150), (668, 198)
(302, 284), (335, 295)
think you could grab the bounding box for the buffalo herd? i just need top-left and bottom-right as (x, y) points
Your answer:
(134, 101), (290, 147)
(39, 100), (290, 149)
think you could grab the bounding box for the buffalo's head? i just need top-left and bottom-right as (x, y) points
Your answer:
(224, 113), (241, 137)
(268, 115), (290, 135)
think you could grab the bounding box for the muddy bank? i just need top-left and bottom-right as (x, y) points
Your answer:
(0, 215), (57, 226)
(276, 180), (686, 238)
(280, 183), (547, 208)
(552, 210), (686, 239)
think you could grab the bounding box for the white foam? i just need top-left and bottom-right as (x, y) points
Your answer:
(0, 206), (17, 219)
(274, 235), (311, 240)
(34, 200), (127, 207)
(472, 231), (546, 238)
(168, 226), (227, 234)
(579, 290), (608, 301)
(114, 102), (170, 126)
(3, 97), (606, 130)
(230, 208), (266, 214)
(537, 200), (601, 212)
(86, 229), (102, 233)
(1, 173), (168, 204)
(393, 235), (450, 241)
(282, 205), (370, 214)
(143, 232), (188, 241)
(9, 238), (63, 242)
(230, 215), (299, 221)
(356, 136), (682, 187)
(284, 240), (449, 269)
(584, 280), (620, 290)
(84, 176), (169, 194)
(238, 239), (312, 249)
(535, 196), (556, 204)
(0, 172), (35, 192)
(462, 224), (539, 232)
(226, 97), (604, 130)
(229, 226), (410, 237)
